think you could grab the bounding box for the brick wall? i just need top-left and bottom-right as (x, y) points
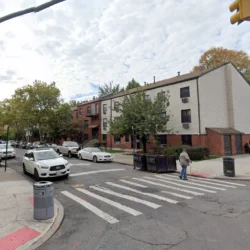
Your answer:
(231, 135), (236, 155)
(167, 135), (182, 146)
(192, 135), (208, 147)
(206, 129), (224, 156)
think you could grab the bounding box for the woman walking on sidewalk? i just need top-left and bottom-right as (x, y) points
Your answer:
(179, 148), (191, 180)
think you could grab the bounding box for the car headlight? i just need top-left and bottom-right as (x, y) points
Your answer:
(37, 164), (49, 169)
(65, 162), (69, 166)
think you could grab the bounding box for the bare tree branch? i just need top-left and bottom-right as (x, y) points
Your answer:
(0, 0), (66, 24)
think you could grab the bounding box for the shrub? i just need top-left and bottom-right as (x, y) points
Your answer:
(163, 146), (210, 161)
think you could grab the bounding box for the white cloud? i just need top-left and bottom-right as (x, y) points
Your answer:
(0, 0), (250, 101)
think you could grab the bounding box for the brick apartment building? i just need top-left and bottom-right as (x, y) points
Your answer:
(100, 62), (250, 156)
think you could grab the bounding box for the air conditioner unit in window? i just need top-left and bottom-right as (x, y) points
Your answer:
(182, 123), (190, 129)
(182, 98), (189, 103)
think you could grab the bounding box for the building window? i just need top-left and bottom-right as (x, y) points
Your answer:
(79, 109), (82, 116)
(180, 87), (190, 98)
(125, 135), (130, 143)
(157, 91), (165, 99)
(181, 109), (191, 123)
(155, 135), (167, 145)
(84, 120), (88, 129)
(103, 118), (107, 131)
(96, 104), (99, 114)
(114, 102), (119, 112)
(102, 134), (107, 141)
(182, 135), (192, 146)
(87, 107), (91, 114)
(114, 136), (121, 144)
(103, 104), (107, 114)
(160, 112), (166, 118)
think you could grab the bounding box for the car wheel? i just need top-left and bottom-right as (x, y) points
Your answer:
(78, 154), (82, 160)
(68, 151), (72, 158)
(34, 169), (40, 181)
(23, 164), (27, 174)
(93, 156), (98, 163)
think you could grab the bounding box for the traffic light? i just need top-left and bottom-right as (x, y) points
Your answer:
(229, 0), (250, 25)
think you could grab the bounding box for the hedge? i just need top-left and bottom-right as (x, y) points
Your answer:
(163, 146), (210, 161)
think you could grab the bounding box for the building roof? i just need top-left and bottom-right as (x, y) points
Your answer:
(102, 62), (234, 100)
(207, 128), (244, 135)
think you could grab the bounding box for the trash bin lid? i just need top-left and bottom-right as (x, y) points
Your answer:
(223, 157), (234, 160)
(34, 181), (53, 187)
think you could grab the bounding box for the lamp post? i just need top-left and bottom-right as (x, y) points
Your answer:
(4, 125), (9, 172)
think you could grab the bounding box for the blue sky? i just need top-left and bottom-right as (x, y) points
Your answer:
(0, 0), (250, 101)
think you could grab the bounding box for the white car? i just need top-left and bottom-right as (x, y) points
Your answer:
(22, 148), (71, 180)
(0, 144), (16, 159)
(78, 147), (113, 163)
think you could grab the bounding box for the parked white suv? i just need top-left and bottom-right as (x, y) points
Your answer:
(22, 148), (71, 180)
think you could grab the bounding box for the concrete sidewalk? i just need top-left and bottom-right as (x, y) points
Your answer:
(0, 167), (64, 250)
(113, 153), (250, 180)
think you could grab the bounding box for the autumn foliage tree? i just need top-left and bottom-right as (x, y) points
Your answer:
(193, 47), (250, 83)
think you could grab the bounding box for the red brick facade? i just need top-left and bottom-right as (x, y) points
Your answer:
(105, 132), (250, 156)
(72, 99), (102, 143)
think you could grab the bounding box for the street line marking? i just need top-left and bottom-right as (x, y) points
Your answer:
(90, 186), (161, 209)
(132, 178), (204, 196)
(144, 177), (217, 193)
(187, 177), (246, 187)
(166, 175), (237, 188)
(155, 175), (226, 191)
(70, 163), (90, 166)
(161, 191), (193, 199)
(76, 188), (142, 216)
(61, 191), (119, 224)
(119, 180), (148, 188)
(70, 169), (125, 177)
(106, 182), (179, 204)
(170, 174), (246, 187)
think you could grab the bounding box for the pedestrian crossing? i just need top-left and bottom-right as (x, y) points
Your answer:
(61, 174), (247, 225)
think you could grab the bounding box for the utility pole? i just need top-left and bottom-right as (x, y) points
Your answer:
(4, 125), (9, 172)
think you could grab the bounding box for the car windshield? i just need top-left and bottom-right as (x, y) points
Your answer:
(67, 142), (79, 147)
(0, 144), (13, 150)
(34, 150), (60, 161)
(90, 148), (102, 152)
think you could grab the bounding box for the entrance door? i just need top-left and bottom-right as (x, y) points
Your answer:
(235, 135), (242, 154)
(224, 135), (232, 155)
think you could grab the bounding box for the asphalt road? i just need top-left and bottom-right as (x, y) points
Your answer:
(8, 149), (250, 250)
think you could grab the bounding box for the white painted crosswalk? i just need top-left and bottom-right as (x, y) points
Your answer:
(61, 174), (246, 225)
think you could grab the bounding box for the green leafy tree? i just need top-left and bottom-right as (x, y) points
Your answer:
(126, 79), (140, 90)
(69, 100), (82, 107)
(109, 91), (171, 153)
(98, 82), (123, 97)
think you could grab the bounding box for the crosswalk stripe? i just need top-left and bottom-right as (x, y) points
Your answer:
(106, 182), (179, 204)
(76, 188), (142, 216)
(160, 191), (193, 199)
(132, 178), (204, 196)
(165, 174), (237, 188)
(61, 191), (119, 224)
(155, 175), (226, 191)
(90, 185), (161, 209)
(120, 180), (148, 188)
(144, 177), (217, 193)
(170, 173), (246, 187)
(188, 177), (246, 187)
(70, 169), (125, 177)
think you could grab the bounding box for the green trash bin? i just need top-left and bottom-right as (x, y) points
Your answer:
(223, 157), (235, 177)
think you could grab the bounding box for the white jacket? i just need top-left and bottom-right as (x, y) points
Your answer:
(179, 152), (191, 166)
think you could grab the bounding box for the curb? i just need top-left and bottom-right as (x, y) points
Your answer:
(28, 198), (64, 250)
(213, 176), (250, 181)
(8, 166), (65, 249)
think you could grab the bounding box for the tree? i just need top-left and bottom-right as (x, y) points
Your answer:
(69, 100), (82, 107)
(109, 91), (171, 153)
(126, 79), (140, 90)
(193, 47), (250, 83)
(0, 0), (66, 24)
(98, 82), (123, 97)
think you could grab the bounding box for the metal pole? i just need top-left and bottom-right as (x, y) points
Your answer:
(132, 126), (135, 154)
(5, 126), (9, 172)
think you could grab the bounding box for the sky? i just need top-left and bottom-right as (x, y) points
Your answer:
(0, 0), (250, 102)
